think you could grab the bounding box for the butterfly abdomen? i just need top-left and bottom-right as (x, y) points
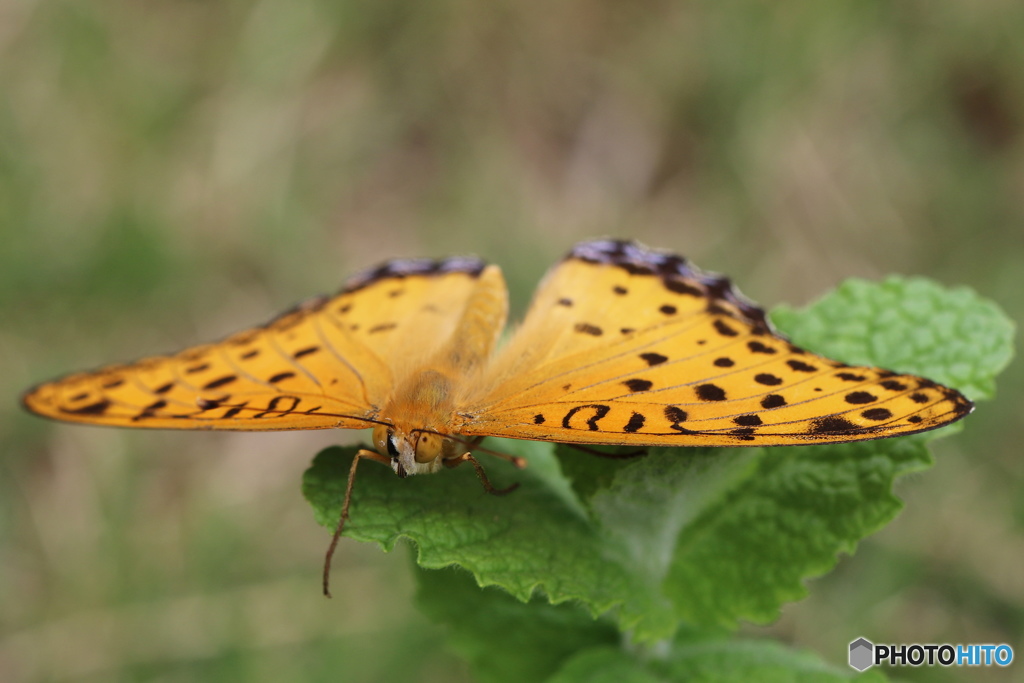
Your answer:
(439, 265), (508, 372)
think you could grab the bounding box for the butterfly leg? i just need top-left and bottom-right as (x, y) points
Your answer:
(448, 434), (528, 469)
(444, 452), (520, 495)
(323, 448), (391, 598)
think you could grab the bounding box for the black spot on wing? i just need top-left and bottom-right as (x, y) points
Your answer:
(639, 352), (668, 366)
(222, 405), (247, 418)
(664, 405), (693, 433)
(664, 279), (702, 296)
(624, 412), (646, 433)
(861, 408), (893, 421)
(747, 341), (776, 354)
(950, 392), (974, 415)
(713, 357), (734, 367)
(713, 320), (739, 337)
(761, 394), (786, 409)
(754, 373), (782, 386)
(786, 359), (817, 372)
(253, 396), (302, 419)
(664, 406), (687, 423)
(293, 346), (320, 359)
(61, 399), (111, 416)
(623, 379), (653, 393)
(844, 391), (877, 404)
(562, 404), (612, 431)
(204, 375), (237, 390)
(575, 323), (603, 336)
(809, 415), (860, 433)
(706, 303), (729, 316)
(730, 428), (756, 440)
(695, 383), (726, 401)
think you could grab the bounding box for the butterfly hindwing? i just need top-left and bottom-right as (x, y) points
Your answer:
(22, 256), (491, 431)
(459, 239), (973, 446)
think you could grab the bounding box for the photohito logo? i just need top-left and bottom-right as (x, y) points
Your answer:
(849, 637), (1013, 671)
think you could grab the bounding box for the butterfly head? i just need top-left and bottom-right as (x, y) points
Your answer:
(372, 423), (454, 477)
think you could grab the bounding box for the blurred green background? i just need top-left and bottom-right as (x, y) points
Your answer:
(1, 1), (1021, 681)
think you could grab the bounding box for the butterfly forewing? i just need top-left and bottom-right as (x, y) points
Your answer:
(23, 257), (490, 431)
(333, 257), (491, 377)
(459, 240), (973, 446)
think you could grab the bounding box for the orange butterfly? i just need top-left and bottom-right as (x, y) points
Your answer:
(23, 239), (973, 593)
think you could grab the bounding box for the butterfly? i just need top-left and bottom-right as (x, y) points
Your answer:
(23, 238), (973, 594)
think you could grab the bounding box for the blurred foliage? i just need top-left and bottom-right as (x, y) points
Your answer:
(1, 0), (1021, 681)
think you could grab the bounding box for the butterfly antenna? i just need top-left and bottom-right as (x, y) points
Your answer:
(323, 449), (390, 598)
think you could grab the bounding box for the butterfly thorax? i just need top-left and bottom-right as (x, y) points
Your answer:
(369, 266), (509, 477)
(373, 368), (465, 477)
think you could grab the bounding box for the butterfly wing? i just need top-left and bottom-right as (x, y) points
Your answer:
(23, 256), (490, 431)
(459, 239), (973, 446)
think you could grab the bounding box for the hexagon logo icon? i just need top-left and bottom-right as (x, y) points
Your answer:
(849, 637), (874, 671)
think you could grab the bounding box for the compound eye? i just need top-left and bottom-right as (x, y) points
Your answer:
(414, 432), (443, 463)
(386, 430), (400, 458)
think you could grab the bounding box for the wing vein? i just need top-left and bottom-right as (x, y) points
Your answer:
(267, 326), (324, 389)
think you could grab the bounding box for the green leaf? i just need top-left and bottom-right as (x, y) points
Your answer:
(548, 641), (890, 683)
(770, 276), (1015, 401)
(547, 648), (663, 683)
(413, 564), (619, 683)
(302, 277), (1013, 642)
(412, 560), (890, 683)
(661, 439), (929, 628)
(302, 441), (683, 639)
